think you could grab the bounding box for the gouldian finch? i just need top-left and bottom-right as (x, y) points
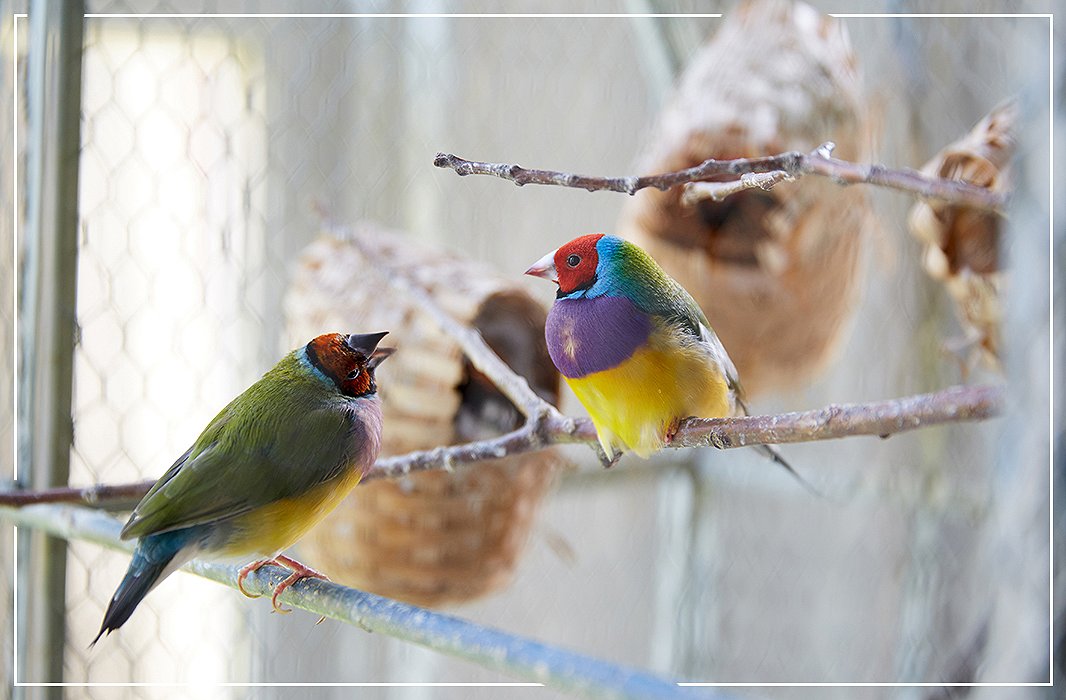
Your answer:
(526, 234), (804, 480)
(93, 332), (393, 644)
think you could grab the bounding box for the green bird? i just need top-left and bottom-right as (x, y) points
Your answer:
(94, 332), (393, 644)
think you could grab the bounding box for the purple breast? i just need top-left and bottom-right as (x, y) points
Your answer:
(546, 296), (653, 378)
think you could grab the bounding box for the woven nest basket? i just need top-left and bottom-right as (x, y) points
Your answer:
(285, 225), (562, 607)
(908, 101), (1015, 371)
(617, 0), (874, 396)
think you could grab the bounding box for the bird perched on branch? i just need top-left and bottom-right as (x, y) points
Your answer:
(526, 234), (807, 484)
(93, 332), (394, 644)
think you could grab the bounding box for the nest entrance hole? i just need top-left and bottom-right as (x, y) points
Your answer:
(696, 189), (781, 267)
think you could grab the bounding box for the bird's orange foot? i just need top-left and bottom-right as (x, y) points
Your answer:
(237, 558), (281, 598)
(270, 554), (330, 614)
(663, 418), (684, 446)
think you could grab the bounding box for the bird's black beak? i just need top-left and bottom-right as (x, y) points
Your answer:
(346, 331), (389, 355)
(368, 347), (395, 369)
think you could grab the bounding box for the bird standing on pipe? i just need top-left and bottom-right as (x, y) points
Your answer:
(526, 234), (807, 484)
(93, 332), (394, 644)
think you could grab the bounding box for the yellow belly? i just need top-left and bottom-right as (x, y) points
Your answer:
(217, 469), (364, 558)
(566, 341), (731, 459)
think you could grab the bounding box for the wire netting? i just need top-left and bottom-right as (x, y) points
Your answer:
(2, 2), (1056, 698)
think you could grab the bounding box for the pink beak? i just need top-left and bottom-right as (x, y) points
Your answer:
(524, 249), (559, 283)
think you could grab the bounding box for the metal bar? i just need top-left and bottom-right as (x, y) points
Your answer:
(16, 0), (84, 694)
(1, 503), (742, 700)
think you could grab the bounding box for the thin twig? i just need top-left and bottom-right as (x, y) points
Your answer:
(0, 384), (1003, 506)
(681, 170), (795, 204)
(0, 479), (155, 507)
(434, 143), (1006, 211)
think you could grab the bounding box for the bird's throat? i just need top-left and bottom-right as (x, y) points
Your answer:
(545, 296), (653, 378)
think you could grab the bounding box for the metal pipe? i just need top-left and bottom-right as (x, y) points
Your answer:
(16, 0), (84, 694)
(2, 503), (740, 700)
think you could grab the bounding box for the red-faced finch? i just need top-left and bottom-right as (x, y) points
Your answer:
(526, 234), (811, 488)
(94, 332), (394, 644)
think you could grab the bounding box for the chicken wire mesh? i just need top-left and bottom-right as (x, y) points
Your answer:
(65, 14), (266, 686)
(1, 2), (1056, 698)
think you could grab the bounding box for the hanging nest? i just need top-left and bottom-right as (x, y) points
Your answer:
(908, 100), (1015, 371)
(285, 224), (562, 607)
(616, 0), (874, 396)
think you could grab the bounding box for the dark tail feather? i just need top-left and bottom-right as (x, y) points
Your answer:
(733, 397), (821, 496)
(91, 541), (179, 646)
(753, 443), (823, 497)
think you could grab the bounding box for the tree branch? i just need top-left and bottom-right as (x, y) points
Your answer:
(0, 384), (1004, 505)
(434, 143), (1006, 211)
(370, 383), (1002, 477)
(0, 479), (156, 507)
(665, 383), (1003, 449)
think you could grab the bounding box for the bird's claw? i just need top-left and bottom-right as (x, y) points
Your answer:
(237, 558), (280, 599)
(269, 554), (330, 615)
(664, 419), (683, 446)
(238, 555), (330, 621)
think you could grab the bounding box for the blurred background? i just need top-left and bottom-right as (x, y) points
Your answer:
(0, 1), (1058, 698)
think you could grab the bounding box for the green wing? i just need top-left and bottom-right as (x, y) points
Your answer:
(617, 239), (709, 337)
(619, 239), (746, 401)
(120, 393), (356, 540)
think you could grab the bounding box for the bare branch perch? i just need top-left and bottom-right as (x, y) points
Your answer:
(1, 384), (1003, 506)
(666, 383), (1003, 450)
(434, 144), (1007, 211)
(371, 383), (1003, 477)
(0, 479), (156, 507)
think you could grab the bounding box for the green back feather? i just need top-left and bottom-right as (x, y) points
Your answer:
(120, 351), (360, 540)
(597, 236), (747, 398)
(598, 236), (709, 337)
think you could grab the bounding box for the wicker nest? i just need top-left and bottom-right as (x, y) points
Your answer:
(908, 101), (1015, 371)
(285, 225), (562, 607)
(616, 0), (874, 396)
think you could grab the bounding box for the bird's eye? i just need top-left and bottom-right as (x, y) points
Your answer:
(566, 254), (581, 267)
(346, 368), (361, 380)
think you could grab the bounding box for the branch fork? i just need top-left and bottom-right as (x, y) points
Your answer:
(435, 142), (1006, 211)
